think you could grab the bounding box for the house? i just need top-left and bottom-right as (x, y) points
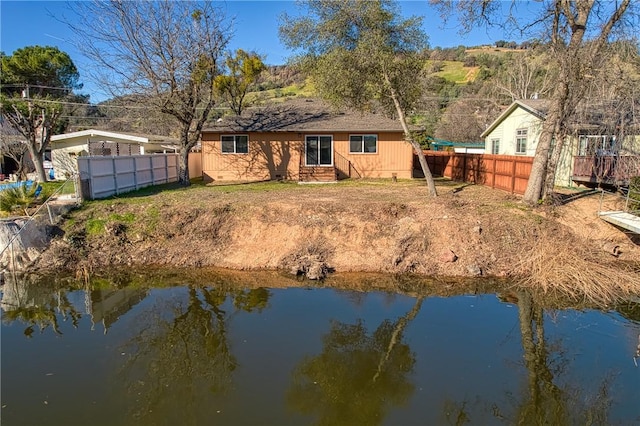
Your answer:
(49, 129), (179, 180)
(481, 99), (640, 187)
(431, 139), (485, 154)
(200, 98), (416, 183)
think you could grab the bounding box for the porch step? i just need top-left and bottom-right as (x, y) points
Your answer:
(299, 166), (337, 182)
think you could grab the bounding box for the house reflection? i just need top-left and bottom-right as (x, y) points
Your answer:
(86, 287), (148, 333)
(0, 274), (147, 335)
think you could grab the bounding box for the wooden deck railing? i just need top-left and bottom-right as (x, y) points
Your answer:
(572, 156), (640, 185)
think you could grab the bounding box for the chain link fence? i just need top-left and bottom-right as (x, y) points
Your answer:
(0, 177), (80, 274)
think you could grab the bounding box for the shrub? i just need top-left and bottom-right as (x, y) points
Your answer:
(0, 182), (40, 216)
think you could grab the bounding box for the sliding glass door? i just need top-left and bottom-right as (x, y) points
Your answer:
(305, 135), (333, 166)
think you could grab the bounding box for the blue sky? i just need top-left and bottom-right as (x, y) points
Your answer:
(1, 0), (532, 103)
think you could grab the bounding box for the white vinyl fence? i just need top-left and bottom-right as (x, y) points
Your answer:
(77, 154), (179, 200)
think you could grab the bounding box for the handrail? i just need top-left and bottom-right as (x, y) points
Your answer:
(334, 152), (361, 179)
(599, 185), (640, 217)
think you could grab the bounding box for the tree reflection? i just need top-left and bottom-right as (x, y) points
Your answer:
(0, 275), (81, 336)
(288, 297), (423, 425)
(514, 291), (567, 423)
(500, 291), (612, 424)
(118, 285), (270, 424)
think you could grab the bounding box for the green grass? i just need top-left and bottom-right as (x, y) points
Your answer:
(108, 212), (136, 223)
(434, 61), (478, 83)
(86, 218), (107, 236)
(245, 79), (317, 104)
(39, 180), (76, 198)
(144, 206), (160, 234)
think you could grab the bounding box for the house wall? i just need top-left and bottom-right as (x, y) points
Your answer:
(51, 141), (89, 180)
(483, 106), (543, 156)
(483, 106), (578, 187)
(202, 132), (303, 181)
(201, 131), (413, 182)
(333, 131), (413, 179)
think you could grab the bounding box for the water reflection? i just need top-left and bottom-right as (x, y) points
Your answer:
(288, 298), (423, 425)
(510, 291), (611, 424)
(1, 274), (82, 336)
(1, 271), (639, 425)
(117, 285), (270, 424)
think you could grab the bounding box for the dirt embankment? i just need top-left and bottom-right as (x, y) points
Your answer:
(32, 180), (640, 299)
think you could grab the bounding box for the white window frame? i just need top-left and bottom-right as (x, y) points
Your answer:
(221, 134), (249, 154)
(349, 134), (378, 154)
(490, 138), (500, 155)
(515, 129), (527, 155)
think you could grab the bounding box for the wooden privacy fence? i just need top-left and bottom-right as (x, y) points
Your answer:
(77, 154), (179, 200)
(420, 151), (534, 195)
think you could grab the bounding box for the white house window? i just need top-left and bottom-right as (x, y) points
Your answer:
(515, 129), (527, 154)
(579, 135), (615, 156)
(491, 138), (500, 154)
(221, 135), (248, 154)
(349, 135), (378, 153)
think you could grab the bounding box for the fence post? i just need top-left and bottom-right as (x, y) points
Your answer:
(133, 156), (138, 190)
(462, 153), (467, 184)
(150, 156), (155, 185)
(112, 157), (119, 195)
(511, 157), (517, 194)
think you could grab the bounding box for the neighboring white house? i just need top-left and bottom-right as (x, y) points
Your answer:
(50, 129), (178, 180)
(482, 99), (640, 187)
(481, 99), (595, 187)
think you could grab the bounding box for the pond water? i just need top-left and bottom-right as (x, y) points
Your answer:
(1, 272), (639, 426)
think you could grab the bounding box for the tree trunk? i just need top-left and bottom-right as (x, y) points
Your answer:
(178, 146), (191, 186)
(542, 126), (568, 201)
(386, 78), (437, 197)
(26, 137), (48, 182)
(522, 76), (569, 204)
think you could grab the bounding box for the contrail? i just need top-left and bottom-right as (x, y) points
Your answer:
(44, 33), (66, 42)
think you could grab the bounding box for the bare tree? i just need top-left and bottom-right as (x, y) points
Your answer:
(432, 0), (636, 203)
(67, 1), (230, 185)
(494, 50), (554, 102)
(0, 137), (30, 180)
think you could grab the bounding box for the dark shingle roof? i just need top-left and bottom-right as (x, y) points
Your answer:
(516, 99), (551, 116)
(204, 98), (407, 133)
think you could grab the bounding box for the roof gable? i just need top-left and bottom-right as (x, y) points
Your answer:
(480, 99), (549, 138)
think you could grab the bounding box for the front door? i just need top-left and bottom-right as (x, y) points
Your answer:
(305, 135), (333, 166)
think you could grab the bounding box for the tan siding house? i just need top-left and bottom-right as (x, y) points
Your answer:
(201, 99), (415, 183)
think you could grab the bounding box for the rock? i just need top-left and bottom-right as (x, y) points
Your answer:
(306, 262), (326, 280)
(467, 264), (482, 276)
(287, 254), (329, 280)
(472, 225), (482, 235)
(439, 249), (458, 263)
(0, 218), (50, 271)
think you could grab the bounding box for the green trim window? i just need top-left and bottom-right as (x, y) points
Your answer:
(491, 138), (500, 155)
(221, 135), (248, 154)
(349, 134), (378, 153)
(515, 129), (527, 154)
